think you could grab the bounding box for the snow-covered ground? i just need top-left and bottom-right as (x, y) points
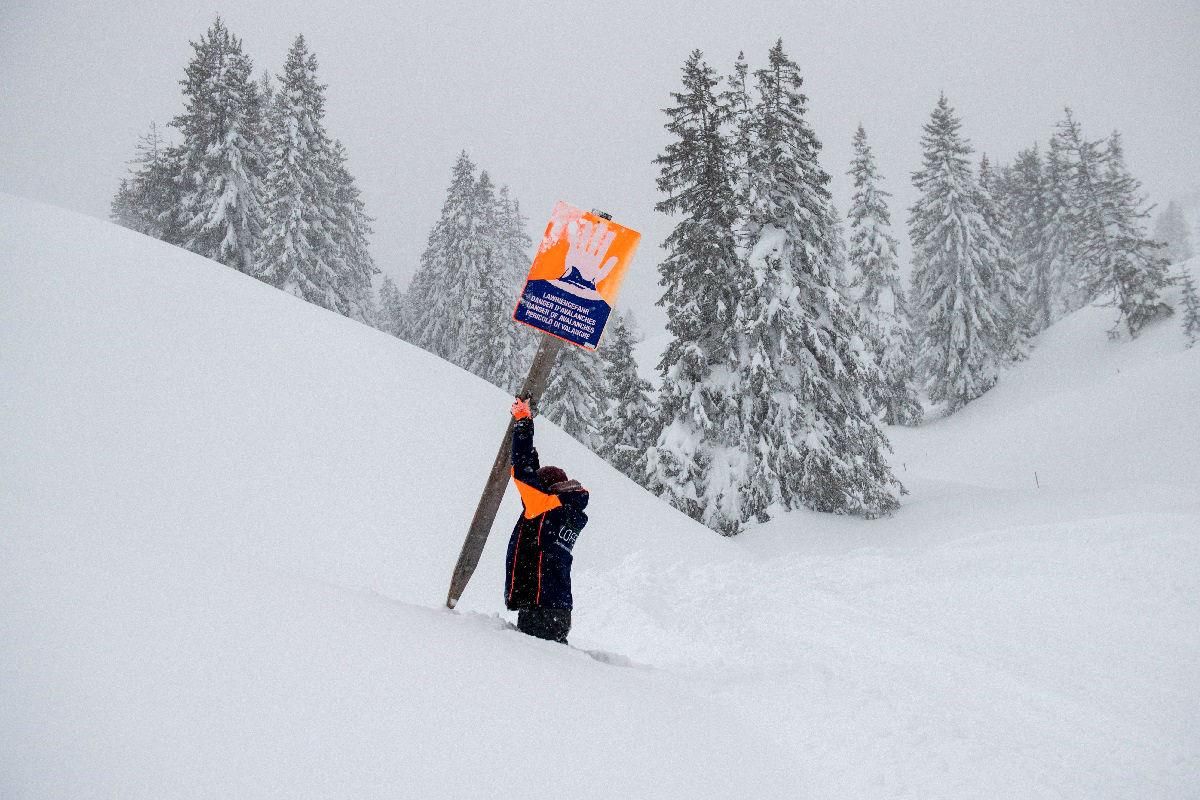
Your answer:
(2, 195), (1197, 798)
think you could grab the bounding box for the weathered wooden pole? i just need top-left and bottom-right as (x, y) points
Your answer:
(445, 335), (564, 608)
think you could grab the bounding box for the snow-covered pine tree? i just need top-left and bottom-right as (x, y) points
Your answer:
(1004, 146), (1055, 333)
(909, 94), (1003, 412)
(376, 275), (404, 337)
(490, 186), (538, 392)
(722, 51), (756, 237)
(977, 154), (1029, 361)
(461, 170), (511, 386)
(111, 123), (183, 243)
(1056, 111), (1169, 337)
(597, 314), (656, 478)
(1154, 200), (1194, 265)
(645, 49), (748, 533)
(256, 70), (277, 194)
(258, 70), (275, 125)
(1097, 131), (1170, 335)
(540, 340), (607, 450)
(1180, 267), (1200, 348)
(399, 151), (482, 364)
(741, 41), (901, 518)
(258, 35), (359, 317)
(825, 203), (854, 294)
(326, 139), (379, 322)
(1039, 134), (1083, 321)
(360, 282), (381, 330)
(846, 123), (923, 426)
(171, 17), (267, 274)
(110, 179), (141, 232)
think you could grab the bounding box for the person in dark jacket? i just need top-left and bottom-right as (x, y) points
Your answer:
(504, 396), (589, 644)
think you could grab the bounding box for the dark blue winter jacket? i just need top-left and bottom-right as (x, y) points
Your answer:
(504, 418), (589, 610)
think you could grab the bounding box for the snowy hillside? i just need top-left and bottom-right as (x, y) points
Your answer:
(3, 195), (1198, 798)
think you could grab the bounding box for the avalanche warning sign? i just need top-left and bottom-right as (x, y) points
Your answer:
(513, 202), (641, 350)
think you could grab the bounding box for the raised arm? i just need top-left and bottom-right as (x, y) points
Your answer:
(510, 398), (561, 518)
(511, 414), (541, 487)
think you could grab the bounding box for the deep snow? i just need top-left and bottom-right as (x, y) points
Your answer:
(2, 195), (1197, 798)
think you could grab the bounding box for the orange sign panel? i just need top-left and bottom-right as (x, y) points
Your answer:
(513, 201), (641, 350)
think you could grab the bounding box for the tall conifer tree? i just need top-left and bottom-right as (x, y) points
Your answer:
(646, 49), (747, 532)
(258, 36), (336, 302)
(909, 94), (1003, 412)
(741, 41), (900, 517)
(462, 170), (510, 385)
(1180, 267), (1200, 348)
(846, 123), (923, 426)
(597, 315), (656, 478)
(259, 36), (372, 319)
(327, 139), (379, 322)
(1038, 135), (1083, 321)
(1004, 146), (1056, 333)
(723, 51), (756, 241)
(400, 152), (483, 364)
(1056, 111), (1169, 337)
(171, 17), (267, 274)
(110, 179), (142, 232)
(977, 155), (1029, 361)
(111, 123), (184, 244)
(541, 341), (606, 450)
(376, 275), (404, 337)
(490, 187), (538, 392)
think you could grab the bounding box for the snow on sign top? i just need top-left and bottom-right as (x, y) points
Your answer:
(513, 201), (641, 351)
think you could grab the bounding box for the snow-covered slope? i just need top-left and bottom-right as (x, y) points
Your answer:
(0, 196), (788, 799)
(3, 195), (1198, 798)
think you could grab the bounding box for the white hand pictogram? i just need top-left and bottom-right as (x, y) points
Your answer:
(562, 218), (618, 289)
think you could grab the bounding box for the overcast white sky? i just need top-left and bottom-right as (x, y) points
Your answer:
(2, 0), (1197, 329)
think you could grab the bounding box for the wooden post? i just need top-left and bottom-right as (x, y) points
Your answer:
(445, 335), (564, 608)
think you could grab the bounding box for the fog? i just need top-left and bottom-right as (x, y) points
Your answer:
(2, 0), (1196, 325)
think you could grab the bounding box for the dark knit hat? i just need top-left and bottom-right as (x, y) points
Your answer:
(537, 465), (568, 487)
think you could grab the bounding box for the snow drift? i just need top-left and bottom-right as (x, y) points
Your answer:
(2, 194), (1198, 798)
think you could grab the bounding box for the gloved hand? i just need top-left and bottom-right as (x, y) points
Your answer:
(511, 397), (532, 420)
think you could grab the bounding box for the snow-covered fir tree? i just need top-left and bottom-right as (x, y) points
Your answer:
(258, 35), (373, 320)
(597, 314), (656, 478)
(110, 179), (141, 232)
(977, 154), (1029, 361)
(645, 49), (749, 533)
(740, 41), (901, 518)
(110, 122), (183, 243)
(359, 282), (380, 330)
(722, 51), (756, 240)
(825, 203), (854, 293)
(1180, 267), (1200, 348)
(1003, 145), (1055, 333)
(400, 151), (490, 370)
(1038, 135), (1084, 321)
(846, 123), (923, 426)
(461, 170), (512, 387)
(171, 17), (267, 274)
(401, 165), (536, 394)
(376, 275), (404, 337)
(490, 186), (538, 392)
(909, 94), (1003, 412)
(540, 340), (607, 450)
(326, 139), (379, 322)
(1098, 130), (1170, 335)
(1055, 111), (1169, 337)
(257, 70), (275, 125)
(1154, 200), (1194, 264)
